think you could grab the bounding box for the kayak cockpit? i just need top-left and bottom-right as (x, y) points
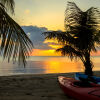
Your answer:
(73, 81), (93, 87)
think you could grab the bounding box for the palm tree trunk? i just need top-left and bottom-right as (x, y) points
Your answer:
(84, 52), (93, 76)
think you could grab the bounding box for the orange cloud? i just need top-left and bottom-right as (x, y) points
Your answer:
(30, 49), (100, 57)
(48, 44), (62, 49)
(30, 39), (62, 56)
(44, 39), (59, 44)
(44, 39), (62, 49)
(30, 49), (61, 56)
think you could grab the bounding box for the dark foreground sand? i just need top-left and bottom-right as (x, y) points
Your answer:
(0, 71), (100, 100)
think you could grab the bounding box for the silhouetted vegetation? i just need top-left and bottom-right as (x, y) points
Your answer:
(43, 2), (100, 76)
(0, 0), (33, 66)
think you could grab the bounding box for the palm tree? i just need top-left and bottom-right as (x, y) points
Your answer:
(43, 2), (100, 76)
(0, 0), (33, 66)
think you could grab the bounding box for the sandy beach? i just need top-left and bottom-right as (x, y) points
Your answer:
(0, 71), (100, 100)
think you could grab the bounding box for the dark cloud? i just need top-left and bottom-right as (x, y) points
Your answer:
(21, 25), (52, 50)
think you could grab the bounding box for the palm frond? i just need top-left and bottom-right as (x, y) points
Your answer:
(56, 45), (83, 60)
(43, 31), (78, 45)
(0, 0), (15, 14)
(86, 7), (100, 26)
(43, 31), (67, 44)
(65, 2), (82, 30)
(0, 5), (33, 66)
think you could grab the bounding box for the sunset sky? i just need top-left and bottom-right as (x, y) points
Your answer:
(12, 0), (100, 56)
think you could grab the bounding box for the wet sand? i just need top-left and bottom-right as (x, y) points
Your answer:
(0, 71), (100, 100)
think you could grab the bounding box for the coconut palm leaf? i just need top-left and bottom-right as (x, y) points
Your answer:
(44, 31), (77, 45)
(56, 45), (83, 57)
(0, 0), (15, 14)
(86, 7), (100, 25)
(65, 2), (100, 50)
(0, 4), (33, 66)
(65, 2), (82, 30)
(44, 31), (67, 44)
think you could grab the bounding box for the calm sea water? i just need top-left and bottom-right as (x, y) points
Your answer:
(0, 56), (100, 76)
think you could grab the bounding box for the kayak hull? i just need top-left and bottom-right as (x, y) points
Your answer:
(58, 76), (100, 100)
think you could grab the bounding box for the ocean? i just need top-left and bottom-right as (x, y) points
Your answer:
(0, 56), (100, 76)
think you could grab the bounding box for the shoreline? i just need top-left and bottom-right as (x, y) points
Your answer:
(0, 71), (100, 100)
(0, 70), (100, 77)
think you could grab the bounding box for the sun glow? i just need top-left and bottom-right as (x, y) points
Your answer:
(31, 49), (61, 56)
(43, 59), (83, 73)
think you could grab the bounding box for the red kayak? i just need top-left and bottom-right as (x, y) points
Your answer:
(58, 76), (100, 100)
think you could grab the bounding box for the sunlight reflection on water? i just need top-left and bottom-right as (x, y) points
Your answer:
(0, 56), (100, 76)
